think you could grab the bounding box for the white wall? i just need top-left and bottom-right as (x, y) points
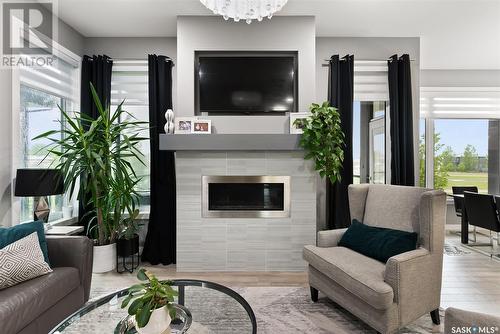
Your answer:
(421, 70), (500, 87)
(177, 16), (316, 134)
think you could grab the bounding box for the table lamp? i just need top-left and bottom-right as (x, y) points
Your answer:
(15, 168), (64, 225)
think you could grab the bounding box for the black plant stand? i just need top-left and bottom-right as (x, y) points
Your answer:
(116, 234), (140, 273)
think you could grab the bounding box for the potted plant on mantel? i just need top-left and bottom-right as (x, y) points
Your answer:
(35, 83), (147, 273)
(295, 101), (345, 184)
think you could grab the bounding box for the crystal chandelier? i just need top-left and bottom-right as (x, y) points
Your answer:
(200, 0), (289, 24)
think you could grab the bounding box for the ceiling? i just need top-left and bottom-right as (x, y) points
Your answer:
(56, 0), (500, 70)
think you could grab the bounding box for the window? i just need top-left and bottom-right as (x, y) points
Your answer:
(418, 119), (426, 187)
(420, 87), (500, 194)
(433, 119), (489, 193)
(111, 60), (150, 210)
(18, 55), (78, 222)
(353, 61), (389, 184)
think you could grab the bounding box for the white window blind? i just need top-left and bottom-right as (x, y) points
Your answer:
(19, 57), (78, 100)
(420, 87), (500, 119)
(354, 60), (388, 101)
(111, 60), (151, 207)
(111, 60), (148, 106)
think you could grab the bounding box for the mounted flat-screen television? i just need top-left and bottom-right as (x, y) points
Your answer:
(195, 52), (298, 114)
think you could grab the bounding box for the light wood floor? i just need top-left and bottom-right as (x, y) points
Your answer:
(92, 231), (500, 317)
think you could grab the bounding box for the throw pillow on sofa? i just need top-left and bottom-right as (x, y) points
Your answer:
(338, 219), (418, 263)
(0, 232), (52, 289)
(0, 220), (50, 264)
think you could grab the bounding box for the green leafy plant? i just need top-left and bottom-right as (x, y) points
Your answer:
(295, 102), (345, 184)
(121, 269), (178, 328)
(34, 83), (147, 245)
(118, 209), (141, 240)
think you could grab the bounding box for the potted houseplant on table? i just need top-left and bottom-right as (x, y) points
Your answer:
(295, 101), (345, 184)
(122, 269), (177, 334)
(35, 83), (147, 273)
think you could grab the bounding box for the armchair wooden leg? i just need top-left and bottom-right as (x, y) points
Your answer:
(430, 309), (440, 325)
(310, 286), (318, 302)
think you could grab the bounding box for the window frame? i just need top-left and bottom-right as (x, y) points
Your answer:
(110, 59), (150, 213)
(420, 86), (500, 194)
(12, 41), (81, 225)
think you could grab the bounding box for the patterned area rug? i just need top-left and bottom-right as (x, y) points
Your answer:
(444, 243), (471, 256)
(88, 286), (443, 334)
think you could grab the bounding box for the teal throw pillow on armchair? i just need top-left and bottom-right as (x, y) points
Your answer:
(338, 219), (418, 263)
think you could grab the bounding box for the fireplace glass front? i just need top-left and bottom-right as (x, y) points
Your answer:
(202, 176), (290, 218)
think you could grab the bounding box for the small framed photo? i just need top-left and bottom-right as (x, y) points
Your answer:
(175, 117), (195, 134)
(191, 119), (212, 134)
(289, 113), (310, 134)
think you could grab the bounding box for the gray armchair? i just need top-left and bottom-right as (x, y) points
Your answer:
(0, 236), (93, 334)
(303, 184), (447, 334)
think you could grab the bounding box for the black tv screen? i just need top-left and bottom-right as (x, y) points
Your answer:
(196, 53), (297, 114)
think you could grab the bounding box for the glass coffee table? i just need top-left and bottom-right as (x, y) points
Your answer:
(50, 280), (257, 334)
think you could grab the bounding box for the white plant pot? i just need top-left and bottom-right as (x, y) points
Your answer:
(135, 306), (172, 334)
(92, 243), (117, 273)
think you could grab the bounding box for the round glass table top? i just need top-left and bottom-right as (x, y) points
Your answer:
(49, 279), (257, 334)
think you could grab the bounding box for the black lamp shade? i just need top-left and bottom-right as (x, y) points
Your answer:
(15, 169), (64, 197)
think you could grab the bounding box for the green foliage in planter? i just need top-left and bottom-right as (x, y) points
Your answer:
(295, 102), (345, 184)
(121, 269), (178, 328)
(34, 83), (147, 246)
(118, 209), (141, 240)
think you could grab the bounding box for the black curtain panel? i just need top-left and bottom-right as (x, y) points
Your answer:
(80, 55), (113, 121)
(327, 54), (354, 229)
(79, 55), (113, 233)
(142, 55), (177, 265)
(388, 54), (415, 186)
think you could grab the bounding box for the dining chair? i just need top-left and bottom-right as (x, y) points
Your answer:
(452, 186), (478, 217)
(452, 186), (479, 241)
(463, 191), (500, 250)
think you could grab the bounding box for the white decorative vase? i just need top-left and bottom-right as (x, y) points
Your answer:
(135, 306), (172, 334)
(164, 109), (175, 134)
(165, 109), (174, 122)
(92, 243), (117, 273)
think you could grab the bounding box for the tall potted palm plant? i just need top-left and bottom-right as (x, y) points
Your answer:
(35, 83), (147, 272)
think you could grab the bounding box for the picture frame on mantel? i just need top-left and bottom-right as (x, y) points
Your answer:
(191, 119), (212, 134)
(289, 112), (310, 134)
(175, 117), (195, 134)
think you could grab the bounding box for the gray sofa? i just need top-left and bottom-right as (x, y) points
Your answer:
(303, 184), (447, 334)
(0, 236), (93, 334)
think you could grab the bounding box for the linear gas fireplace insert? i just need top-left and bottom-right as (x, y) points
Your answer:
(202, 175), (291, 218)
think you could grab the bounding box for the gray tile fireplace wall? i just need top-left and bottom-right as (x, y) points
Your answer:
(176, 151), (316, 271)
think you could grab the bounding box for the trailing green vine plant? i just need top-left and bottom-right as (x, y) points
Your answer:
(295, 102), (345, 184)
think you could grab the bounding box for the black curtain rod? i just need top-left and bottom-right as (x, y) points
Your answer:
(321, 58), (415, 67)
(322, 58), (416, 62)
(86, 56), (175, 65)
